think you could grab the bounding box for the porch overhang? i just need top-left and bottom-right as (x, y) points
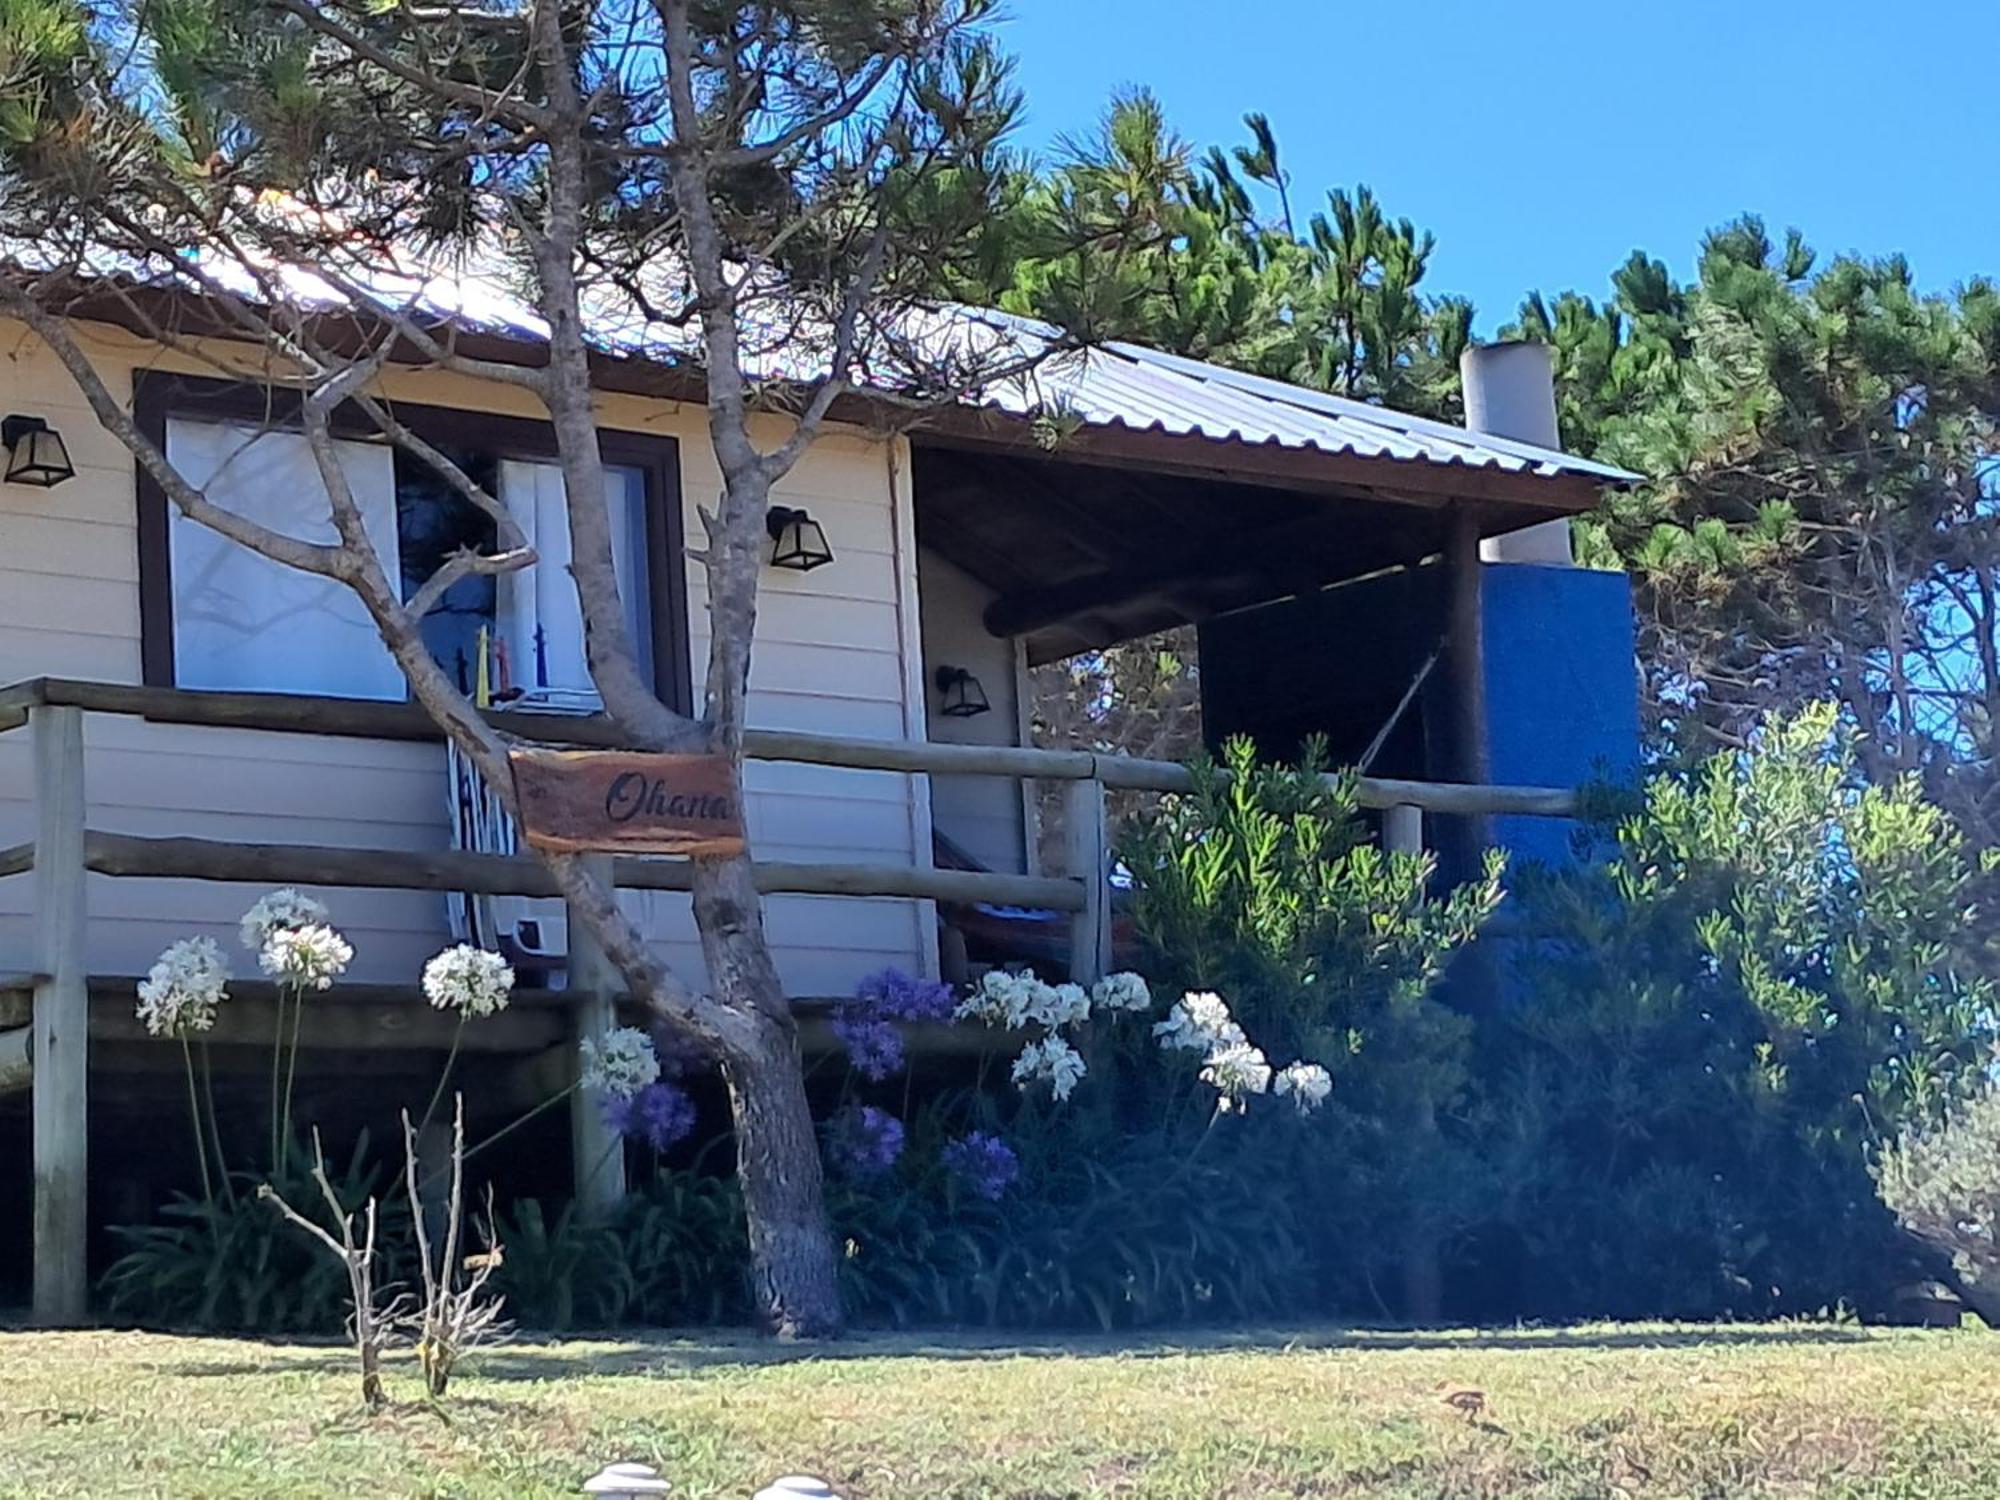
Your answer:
(909, 415), (1611, 666)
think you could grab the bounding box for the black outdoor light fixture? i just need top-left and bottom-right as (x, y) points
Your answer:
(2, 414), (75, 488)
(765, 504), (834, 571)
(935, 665), (991, 718)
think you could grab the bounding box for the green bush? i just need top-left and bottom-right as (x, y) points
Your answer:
(1875, 1085), (2000, 1326)
(827, 1136), (1306, 1332)
(102, 1133), (407, 1334)
(489, 1197), (629, 1331)
(1489, 704), (1997, 1318)
(611, 1170), (750, 1326)
(1118, 735), (1503, 1312)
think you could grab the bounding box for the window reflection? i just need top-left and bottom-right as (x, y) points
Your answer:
(396, 446), (499, 693)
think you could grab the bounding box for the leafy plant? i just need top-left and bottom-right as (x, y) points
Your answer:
(103, 1132), (407, 1334)
(821, 1138), (1305, 1332)
(1117, 736), (1502, 1314)
(1487, 704), (1997, 1318)
(609, 1170), (750, 1327)
(1876, 1085), (2000, 1326)
(489, 1198), (628, 1332)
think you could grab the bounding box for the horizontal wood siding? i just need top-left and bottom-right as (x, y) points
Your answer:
(918, 548), (1030, 876)
(0, 323), (930, 995)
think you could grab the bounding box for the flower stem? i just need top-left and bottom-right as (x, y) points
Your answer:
(199, 1042), (234, 1205)
(268, 985), (286, 1172)
(180, 1036), (214, 1207)
(279, 980), (306, 1176)
(416, 1015), (468, 1144)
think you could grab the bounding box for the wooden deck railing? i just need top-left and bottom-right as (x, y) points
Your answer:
(0, 674), (1580, 1323)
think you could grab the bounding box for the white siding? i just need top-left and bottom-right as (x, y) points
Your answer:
(917, 547), (1031, 875)
(0, 323), (933, 997)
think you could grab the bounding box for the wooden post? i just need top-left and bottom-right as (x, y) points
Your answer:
(31, 704), (88, 1325)
(1440, 504), (1492, 881)
(1382, 803), (1423, 859)
(1064, 775), (1112, 984)
(567, 853), (627, 1218)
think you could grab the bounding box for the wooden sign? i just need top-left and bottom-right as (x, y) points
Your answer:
(508, 748), (746, 856)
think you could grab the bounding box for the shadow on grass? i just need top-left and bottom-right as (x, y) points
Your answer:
(162, 1321), (1879, 1382)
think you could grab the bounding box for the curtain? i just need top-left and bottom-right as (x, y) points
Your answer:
(496, 459), (649, 696)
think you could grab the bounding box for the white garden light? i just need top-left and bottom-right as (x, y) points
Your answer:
(582, 1461), (672, 1497)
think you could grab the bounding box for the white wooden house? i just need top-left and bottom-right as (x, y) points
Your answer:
(0, 286), (1634, 1318)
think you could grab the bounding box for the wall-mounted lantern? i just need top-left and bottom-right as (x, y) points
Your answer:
(2, 414), (75, 488)
(765, 505), (834, 571)
(934, 665), (991, 718)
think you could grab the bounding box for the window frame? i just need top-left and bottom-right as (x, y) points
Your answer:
(133, 370), (694, 715)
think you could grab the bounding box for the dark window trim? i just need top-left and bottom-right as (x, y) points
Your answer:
(133, 370), (694, 716)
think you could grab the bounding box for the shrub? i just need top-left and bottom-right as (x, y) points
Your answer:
(826, 1135), (1306, 1331)
(1876, 1086), (2000, 1326)
(611, 1170), (751, 1326)
(1118, 735), (1503, 1313)
(1490, 704), (1997, 1318)
(489, 1198), (629, 1331)
(103, 1133), (407, 1334)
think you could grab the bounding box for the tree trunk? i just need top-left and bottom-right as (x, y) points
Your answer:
(692, 852), (843, 1337)
(722, 1021), (843, 1338)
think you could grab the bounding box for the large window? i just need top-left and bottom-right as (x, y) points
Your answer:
(135, 375), (689, 710)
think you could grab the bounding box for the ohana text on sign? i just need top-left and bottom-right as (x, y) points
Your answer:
(507, 748), (746, 856)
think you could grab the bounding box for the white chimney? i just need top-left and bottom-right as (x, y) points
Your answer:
(1460, 341), (1573, 565)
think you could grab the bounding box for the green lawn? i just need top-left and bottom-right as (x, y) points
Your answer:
(2, 1324), (1995, 1497)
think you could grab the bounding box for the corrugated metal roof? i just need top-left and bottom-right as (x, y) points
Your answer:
(972, 337), (1636, 484)
(27, 240), (1634, 486)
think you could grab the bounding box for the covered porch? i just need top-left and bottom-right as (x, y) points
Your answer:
(0, 673), (1576, 1322)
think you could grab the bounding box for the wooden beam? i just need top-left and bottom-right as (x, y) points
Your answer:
(6, 676), (1578, 815)
(568, 854), (627, 1217)
(88, 980), (568, 1054)
(1382, 803), (1424, 857)
(32, 704), (89, 1326)
(984, 556), (1267, 640)
(1444, 504), (1492, 789)
(981, 506), (1428, 642)
(81, 831), (1089, 911)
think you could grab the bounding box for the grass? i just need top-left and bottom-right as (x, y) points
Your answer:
(2, 1323), (1996, 1498)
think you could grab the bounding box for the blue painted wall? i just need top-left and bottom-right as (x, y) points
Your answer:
(1481, 564), (1641, 866)
(1200, 560), (1641, 869)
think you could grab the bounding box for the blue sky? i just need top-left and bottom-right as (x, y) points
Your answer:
(997, 0), (1998, 331)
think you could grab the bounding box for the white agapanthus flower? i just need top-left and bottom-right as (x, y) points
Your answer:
(956, 969), (1052, 1030)
(259, 923), (352, 991)
(240, 888), (331, 953)
(1010, 1035), (1087, 1101)
(1153, 991), (1245, 1052)
(136, 937), (231, 1038)
(1090, 971), (1153, 1013)
(1031, 982), (1092, 1030)
(1200, 1041), (1273, 1109)
(422, 944), (515, 1017)
(580, 1025), (661, 1099)
(1273, 1061), (1334, 1114)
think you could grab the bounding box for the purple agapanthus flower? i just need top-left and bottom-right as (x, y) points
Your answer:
(601, 1080), (697, 1153)
(942, 1130), (1019, 1201)
(824, 1105), (905, 1178)
(831, 1015), (905, 1081)
(829, 968), (953, 1081)
(854, 968), (957, 1024)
